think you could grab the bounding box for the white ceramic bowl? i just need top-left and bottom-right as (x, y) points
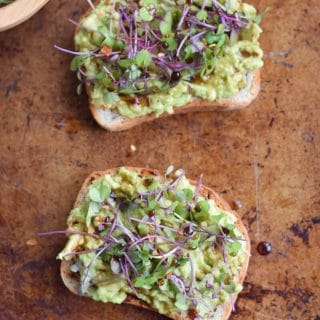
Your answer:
(0, 0), (50, 32)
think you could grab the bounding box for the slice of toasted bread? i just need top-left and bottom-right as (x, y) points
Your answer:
(87, 70), (260, 131)
(60, 167), (250, 320)
(75, 1), (262, 131)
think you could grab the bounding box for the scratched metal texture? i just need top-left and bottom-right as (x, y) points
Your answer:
(0, 0), (319, 319)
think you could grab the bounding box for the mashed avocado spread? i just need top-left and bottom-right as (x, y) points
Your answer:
(70, 0), (264, 118)
(58, 167), (248, 319)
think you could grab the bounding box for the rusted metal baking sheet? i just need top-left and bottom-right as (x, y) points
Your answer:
(0, 0), (319, 319)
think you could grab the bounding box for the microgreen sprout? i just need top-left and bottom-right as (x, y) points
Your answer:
(43, 167), (248, 318)
(55, 0), (265, 105)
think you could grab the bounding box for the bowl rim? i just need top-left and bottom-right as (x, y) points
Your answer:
(0, 0), (50, 32)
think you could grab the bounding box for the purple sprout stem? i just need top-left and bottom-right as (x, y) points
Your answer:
(128, 234), (181, 250)
(177, 5), (189, 30)
(216, 234), (246, 242)
(120, 6), (130, 24)
(176, 33), (190, 57)
(212, 0), (226, 10)
(128, 15), (133, 58)
(38, 230), (101, 240)
(123, 252), (138, 275)
(68, 18), (83, 29)
(108, 214), (118, 238)
(168, 172), (185, 190)
(118, 12), (129, 37)
(194, 174), (203, 202)
(81, 244), (110, 293)
(222, 242), (230, 274)
(78, 68), (96, 80)
(144, 23), (148, 48)
(146, 25), (162, 41)
(120, 259), (140, 298)
(151, 246), (180, 259)
(188, 17), (217, 31)
(190, 31), (207, 42)
(201, 0), (207, 10)
(54, 45), (103, 57)
(189, 256), (195, 289)
(133, 11), (138, 55)
(86, 0), (95, 10)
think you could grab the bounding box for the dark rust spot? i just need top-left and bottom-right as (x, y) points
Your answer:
(289, 216), (320, 245)
(34, 299), (68, 316)
(240, 282), (315, 305)
(269, 117), (275, 127)
(241, 207), (257, 229)
(264, 147), (272, 159)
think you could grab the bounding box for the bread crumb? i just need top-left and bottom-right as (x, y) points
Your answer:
(26, 239), (38, 246)
(127, 144), (137, 156)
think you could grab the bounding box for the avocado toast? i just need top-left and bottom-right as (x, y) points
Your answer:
(58, 0), (264, 130)
(45, 167), (250, 319)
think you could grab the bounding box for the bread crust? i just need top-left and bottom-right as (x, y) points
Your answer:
(76, 2), (261, 131)
(60, 167), (250, 320)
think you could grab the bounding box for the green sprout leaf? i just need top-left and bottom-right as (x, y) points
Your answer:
(173, 190), (187, 201)
(138, 250), (150, 262)
(139, 7), (154, 21)
(125, 65), (142, 81)
(210, 213), (224, 223)
(134, 50), (152, 68)
(70, 55), (88, 71)
(118, 59), (133, 68)
(176, 257), (188, 266)
(134, 268), (169, 288)
(187, 233), (202, 249)
(194, 200), (210, 222)
(164, 37), (177, 51)
(175, 203), (188, 219)
(103, 92), (120, 105)
(165, 165), (174, 175)
(160, 12), (172, 35)
(134, 276), (158, 287)
(110, 243), (125, 257)
(216, 24), (225, 35)
(140, 0), (157, 5)
(183, 188), (194, 201)
(227, 241), (242, 255)
(88, 177), (111, 202)
(147, 200), (158, 210)
(205, 32), (224, 44)
(77, 83), (83, 95)
(86, 202), (100, 227)
(148, 180), (158, 190)
(88, 188), (101, 202)
(253, 8), (269, 25)
(196, 10), (207, 21)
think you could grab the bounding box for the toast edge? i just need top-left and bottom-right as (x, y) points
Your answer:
(88, 70), (260, 131)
